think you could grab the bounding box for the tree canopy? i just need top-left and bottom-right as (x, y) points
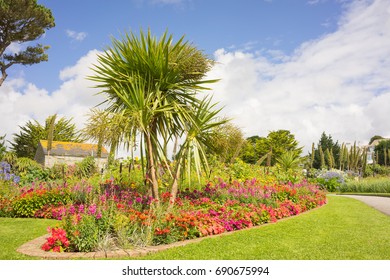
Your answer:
(311, 132), (340, 169)
(90, 29), (223, 202)
(10, 115), (83, 158)
(241, 130), (302, 166)
(0, 0), (55, 86)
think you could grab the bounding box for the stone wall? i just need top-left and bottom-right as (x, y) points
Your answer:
(45, 155), (107, 170)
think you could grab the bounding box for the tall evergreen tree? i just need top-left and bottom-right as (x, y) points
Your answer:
(0, 0), (55, 86)
(10, 115), (83, 158)
(312, 132), (340, 169)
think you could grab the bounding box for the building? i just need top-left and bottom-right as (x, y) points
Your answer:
(34, 140), (108, 169)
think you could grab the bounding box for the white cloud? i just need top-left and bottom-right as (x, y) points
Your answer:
(0, 50), (105, 146)
(66, 29), (87, 41)
(207, 0), (390, 153)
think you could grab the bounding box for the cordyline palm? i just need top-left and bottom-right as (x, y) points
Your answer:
(89, 29), (221, 201)
(82, 108), (135, 160)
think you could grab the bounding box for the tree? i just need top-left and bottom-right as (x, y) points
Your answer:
(374, 139), (390, 166)
(369, 135), (384, 145)
(0, 0), (55, 86)
(82, 108), (135, 162)
(89, 29), (222, 201)
(255, 130), (302, 166)
(0, 134), (6, 159)
(240, 136), (261, 164)
(275, 150), (302, 173)
(311, 132), (340, 169)
(10, 115), (83, 158)
(207, 120), (245, 164)
(241, 131), (302, 166)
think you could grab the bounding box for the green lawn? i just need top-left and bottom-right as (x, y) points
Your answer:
(0, 218), (57, 260)
(1, 196), (390, 260)
(133, 195), (390, 260)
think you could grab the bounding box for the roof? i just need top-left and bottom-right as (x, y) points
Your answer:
(39, 140), (109, 158)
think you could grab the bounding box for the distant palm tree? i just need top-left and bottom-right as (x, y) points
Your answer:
(82, 108), (135, 162)
(276, 150), (302, 173)
(89, 29), (221, 201)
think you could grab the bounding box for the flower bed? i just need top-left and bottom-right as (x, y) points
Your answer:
(1, 179), (326, 253)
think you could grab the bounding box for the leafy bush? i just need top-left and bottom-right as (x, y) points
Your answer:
(12, 187), (71, 217)
(75, 156), (97, 178)
(314, 170), (346, 192)
(364, 164), (390, 177)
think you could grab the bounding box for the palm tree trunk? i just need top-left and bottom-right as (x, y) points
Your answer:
(169, 157), (183, 208)
(145, 131), (159, 201)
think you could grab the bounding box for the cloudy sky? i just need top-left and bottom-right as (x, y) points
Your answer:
(1, 0), (389, 155)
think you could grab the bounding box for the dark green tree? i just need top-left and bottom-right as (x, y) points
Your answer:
(241, 130), (302, 166)
(311, 132), (340, 169)
(374, 139), (390, 166)
(0, 0), (55, 86)
(10, 115), (83, 158)
(240, 136), (261, 164)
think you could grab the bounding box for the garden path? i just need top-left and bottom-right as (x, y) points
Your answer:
(340, 195), (390, 216)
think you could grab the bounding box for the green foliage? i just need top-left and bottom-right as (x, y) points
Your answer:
(14, 157), (41, 173)
(63, 213), (99, 252)
(364, 164), (390, 177)
(208, 121), (245, 164)
(1, 152), (16, 166)
(12, 188), (71, 218)
(369, 135), (384, 145)
(311, 132), (340, 170)
(275, 150), (302, 173)
(0, 0), (55, 86)
(241, 130), (302, 166)
(0, 134), (6, 159)
(374, 140), (390, 166)
(90, 28), (222, 200)
(75, 156), (97, 178)
(10, 115), (83, 158)
(338, 177), (390, 194)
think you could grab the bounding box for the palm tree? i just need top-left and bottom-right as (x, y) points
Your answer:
(82, 108), (136, 163)
(89, 29), (221, 201)
(276, 150), (302, 173)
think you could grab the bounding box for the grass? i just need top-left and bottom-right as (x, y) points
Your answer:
(0, 218), (57, 260)
(131, 195), (390, 260)
(1, 196), (389, 260)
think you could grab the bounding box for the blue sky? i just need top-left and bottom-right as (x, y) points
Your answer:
(1, 0), (390, 155)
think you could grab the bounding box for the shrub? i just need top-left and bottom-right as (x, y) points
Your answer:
(12, 186), (71, 218)
(338, 177), (390, 193)
(315, 170), (346, 192)
(75, 156), (97, 178)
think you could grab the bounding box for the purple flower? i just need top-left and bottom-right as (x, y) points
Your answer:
(13, 176), (20, 184)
